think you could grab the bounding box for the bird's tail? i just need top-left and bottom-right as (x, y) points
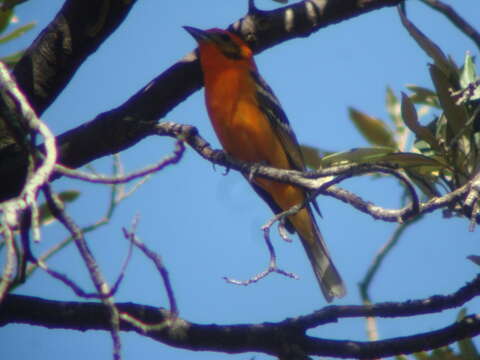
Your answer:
(291, 208), (346, 302)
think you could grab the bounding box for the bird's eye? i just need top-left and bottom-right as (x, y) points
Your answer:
(219, 33), (230, 42)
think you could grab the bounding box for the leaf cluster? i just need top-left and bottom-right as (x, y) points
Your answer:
(302, 7), (480, 208)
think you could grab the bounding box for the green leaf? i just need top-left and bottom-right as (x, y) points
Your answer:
(300, 145), (331, 170)
(413, 351), (430, 360)
(460, 52), (480, 101)
(378, 152), (448, 171)
(0, 7), (13, 34)
(38, 190), (81, 226)
(430, 64), (468, 139)
(349, 107), (397, 148)
(406, 168), (440, 198)
(0, 49), (23, 67)
(320, 147), (394, 167)
(386, 86), (404, 131)
(460, 52), (477, 87)
(398, 7), (453, 75)
(406, 85), (440, 108)
(401, 92), (439, 150)
(457, 309), (480, 360)
(0, 21), (35, 44)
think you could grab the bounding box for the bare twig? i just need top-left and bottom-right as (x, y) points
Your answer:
(42, 185), (122, 360)
(122, 218), (178, 317)
(358, 215), (424, 341)
(55, 140), (185, 184)
(223, 221), (299, 286)
(17, 155), (147, 287)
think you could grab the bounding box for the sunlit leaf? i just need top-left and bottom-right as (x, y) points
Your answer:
(460, 52), (477, 88)
(0, 49), (23, 67)
(460, 52), (480, 101)
(38, 190), (81, 226)
(457, 309), (480, 360)
(401, 93), (439, 150)
(320, 147), (394, 167)
(0, 21), (34, 44)
(379, 152), (448, 171)
(349, 107), (397, 148)
(386, 87), (404, 130)
(406, 85), (440, 108)
(300, 145), (332, 170)
(413, 351), (430, 360)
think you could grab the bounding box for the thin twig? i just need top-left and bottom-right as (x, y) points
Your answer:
(42, 185), (122, 360)
(358, 215), (423, 341)
(123, 217), (178, 317)
(17, 155), (147, 287)
(55, 140), (185, 184)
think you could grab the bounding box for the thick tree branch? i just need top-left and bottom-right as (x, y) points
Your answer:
(13, 0), (137, 115)
(0, 0), (402, 200)
(2, 274), (479, 358)
(0, 0), (137, 199)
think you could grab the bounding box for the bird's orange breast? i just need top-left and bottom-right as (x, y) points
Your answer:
(204, 67), (290, 170)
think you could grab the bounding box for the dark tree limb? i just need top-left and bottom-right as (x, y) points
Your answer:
(2, 273), (479, 358)
(13, 0), (138, 115)
(0, 0), (402, 201)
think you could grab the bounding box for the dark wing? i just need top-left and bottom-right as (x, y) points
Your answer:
(249, 70), (321, 227)
(250, 70), (306, 172)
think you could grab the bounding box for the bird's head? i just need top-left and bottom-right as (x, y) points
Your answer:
(184, 26), (253, 60)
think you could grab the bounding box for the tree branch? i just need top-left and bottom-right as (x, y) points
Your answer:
(2, 273), (479, 358)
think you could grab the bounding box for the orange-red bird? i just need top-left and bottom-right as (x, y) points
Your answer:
(184, 26), (346, 302)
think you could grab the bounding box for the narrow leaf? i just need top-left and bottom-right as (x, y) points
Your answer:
(401, 92), (439, 150)
(460, 52), (477, 88)
(38, 190), (81, 226)
(349, 107), (397, 148)
(320, 147), (394, 167)
(430, 64), (468, 138)
(300, 145), (331, 169)
(398, 7), (453, 75)
(0, 21), (35, 44)
(0, 49), (24, 67)
(386, 87), (404, 130)
(406, 85), (440, 108)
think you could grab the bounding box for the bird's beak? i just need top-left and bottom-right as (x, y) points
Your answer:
(183, 26), (210, 44)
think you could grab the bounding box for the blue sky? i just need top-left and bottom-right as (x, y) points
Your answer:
(1, 0), (479, 359)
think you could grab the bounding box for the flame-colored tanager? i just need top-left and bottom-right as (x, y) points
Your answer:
(185, 26), (345, 302)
